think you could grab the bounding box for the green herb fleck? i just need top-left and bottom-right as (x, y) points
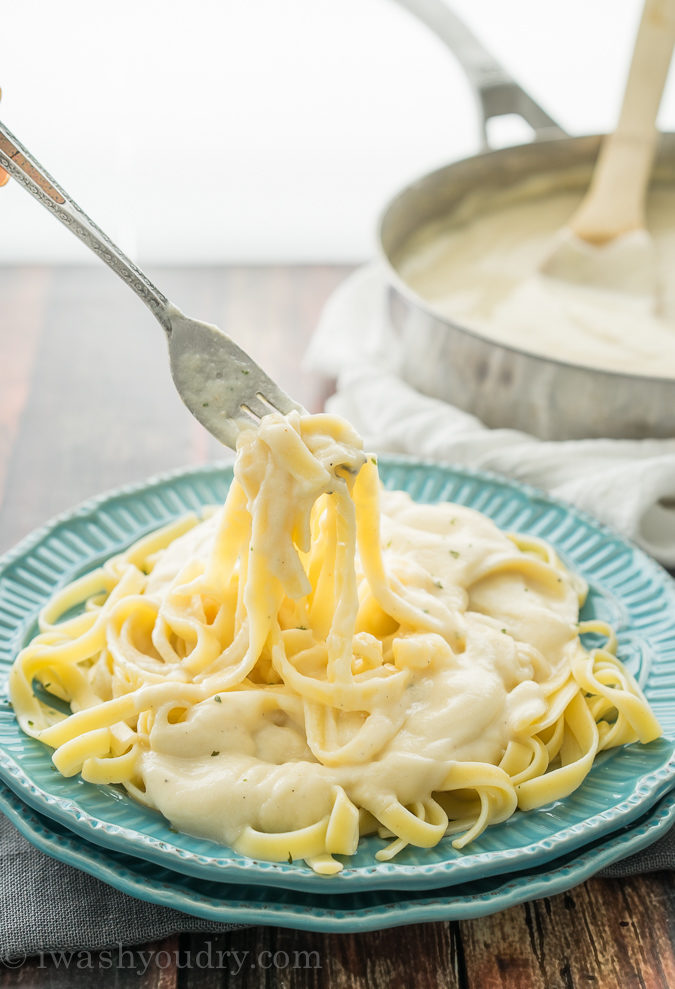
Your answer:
(449, 550), (460, 559)
(214, 695), (222, 703)
(241, 369), (250, 375)
(202, 401), (209, 407)
(369, 456), (377, 465)
(288, 852), (293, 864)
(433, 579), (443, 589)
(296, 625), (308, 631)
(501, 628), (507, 634)
(211, 750), (220, 757)
(27, 720), (34, 726)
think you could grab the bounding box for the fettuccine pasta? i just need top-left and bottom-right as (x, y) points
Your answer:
(9, 412), (661, 875)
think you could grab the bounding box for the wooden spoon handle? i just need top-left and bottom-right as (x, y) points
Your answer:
(570, 0), (675, 244)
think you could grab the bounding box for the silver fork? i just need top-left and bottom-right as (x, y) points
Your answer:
(0, 120), (305, 450)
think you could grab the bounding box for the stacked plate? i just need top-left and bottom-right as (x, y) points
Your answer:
(0, 460), (673, 933)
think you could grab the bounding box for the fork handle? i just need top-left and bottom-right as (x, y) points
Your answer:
(0, 119), (172, 333)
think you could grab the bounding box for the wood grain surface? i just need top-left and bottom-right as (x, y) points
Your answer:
(0, 265), (672, 989)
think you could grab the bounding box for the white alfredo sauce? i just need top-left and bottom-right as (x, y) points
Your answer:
(138, 491), (580, 850)
(397, 179), (675, 378)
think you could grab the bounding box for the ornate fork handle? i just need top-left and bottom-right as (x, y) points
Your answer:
(0, 120), (172, 334)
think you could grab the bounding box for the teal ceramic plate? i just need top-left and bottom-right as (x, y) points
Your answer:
(0, 778), (673, 932)
(0, 460), (673, 893)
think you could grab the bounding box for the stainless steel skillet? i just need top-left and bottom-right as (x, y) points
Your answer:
(380, 1), (675, 441)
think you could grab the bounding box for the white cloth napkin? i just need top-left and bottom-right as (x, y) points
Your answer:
(305, 264), (675, 567)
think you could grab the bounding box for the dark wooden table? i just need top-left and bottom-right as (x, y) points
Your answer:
(0, 265), (673, 988)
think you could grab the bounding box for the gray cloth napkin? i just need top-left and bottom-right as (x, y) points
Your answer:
(2, 803), (673, 962)
(0, 812), (240, 964)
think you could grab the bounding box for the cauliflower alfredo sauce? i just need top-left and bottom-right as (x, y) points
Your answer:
(10, 412), (660, 875)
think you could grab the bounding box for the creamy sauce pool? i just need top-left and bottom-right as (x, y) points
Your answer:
(140, 491), (580, 849)
(397, 182), (675, 377)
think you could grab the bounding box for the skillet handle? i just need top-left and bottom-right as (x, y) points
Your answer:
(391, 0), (566, 146)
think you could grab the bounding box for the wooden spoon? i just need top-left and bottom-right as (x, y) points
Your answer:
(542, 0), (675, 298)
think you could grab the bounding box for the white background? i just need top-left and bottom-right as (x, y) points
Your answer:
(1, 0), (674, 263)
